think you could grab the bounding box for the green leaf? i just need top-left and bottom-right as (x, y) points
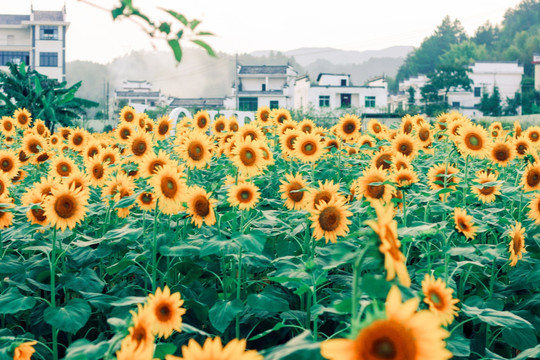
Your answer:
(502, 328), (538, 351)
(0, 288), (36, 314)
(513, 344), (540, 360)
(64, 339), (109, 360)
(110, 296), (146, 307)
(111, 6), (125, 19)
(196, 31), (214, 36)
(247, 292), (289, 312)
(167, 39), (182, 63)
(461, 304), (533, 329)
(189, 19), (201, 30)
(165, 10), (188, 25)
(446, 332), (470, 357)
(208, 300), (243, 333)
(44, 299), (91, 334)
(154, 343), (177, 359)
(158, 22), (171, 34)
(191, 39), (216, 57)
(262, 330), (322, 360)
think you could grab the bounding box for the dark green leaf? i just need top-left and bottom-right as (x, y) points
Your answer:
(208, 300), (243, 333)
(461, 304), (533, 329)
(247, 292), (289, 312)
(154, 344), (177, 359)
(165, 10), (188, 25)
(0, 288), (36, 314)
(111, 6), (125, 19)
(158, 22), (171, 34)
(189, 19), (201, 30)
(502, 328), (537, 351)
(167, 39), (182, 63)
(196, 31), (214, 36)
(64, 339), (109, 360)
(44, 299), (91, 334)
(191, 39), (216, 57)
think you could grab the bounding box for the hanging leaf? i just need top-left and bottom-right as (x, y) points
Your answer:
(0, 288), (36, 314)
(44, 299), (91, 334)
(208, 300), (243, 333)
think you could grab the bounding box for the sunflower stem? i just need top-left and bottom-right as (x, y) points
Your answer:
(462, 155), (470, 206)
(488, 258), (497, 299)
(351, 247), (368, 325)
(50, 226), (58, 360)
(402, 190), (407, 227)
(235, 246), (243, 339)
(152, 201), (159, 292)
(517, 188), (524, 222)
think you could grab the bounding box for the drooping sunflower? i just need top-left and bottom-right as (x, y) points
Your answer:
(279, 128), (301, 158)
(393, 168), (419, 189)
(13, 340), (38, 360)
(58, 127), (71, 140)
(150, 164), (186, 214)
(185, 186), (217, 227)
(144, 118), (155, 133)
(277, 119), (297, 137)
(68, 127), (89, 152)
(128, 131), (154, 162)
(43, 184), (89, 231)
(391, 152), (411, 171)
(116, 122), (135, 144)
(321, 286), (451, 360)
(305, 180), (344, 213)
(116, 304), (154, 360)
(166, 337), (263, 360)
(0, 195), (14, 229)
(238, 123), (265, 142)
(212, 116), (228, 134)
(365, 202), (410, 286)
(446, 117), (466, 139)
(33, 118), (49, 137)
(415, 122), (433, 148)
(455, 122), (490, 158)
(270, 108), (292, 126)
(0, 116), (16, 137)
(83, 139), (101, 161)
(0, 150), (21, 180)
(298, 118), (316, 133)
(50, 155), (78, 179)
(293, 132), (324, 163)
(310, 197), (353, 243)
(64, 169), (90, 194)
(256, 106), (272, 126)
(470, 170), (501, 203)
(324, 138), (340, 153)
(146, 285), (186, 339)
(356, 166), (395, 205)
(228, 116), (240, 132)
(392, 133), (418, 159)
(193, 110), (211, 132)
(357, 134), (376, 150)
(279, 173), (310, 210)
(508, 221), (526, 266)
(524, 126), (540, 145)
(336, 114), (361, 141)
(453, 207), (478, 240)
(521, 162), (540, 192)
(427, 163), (460, 200)
(177, 132), (214, 169)
(13, 108), (32, 129)
(227, 181), (260, 210)
(489, 139), (515, 167)
(513, 120), (522, 138)
(119, 105), (137, 124)
(258, 141), (274, 167)
(231, 137), (265, 177)
(422, 274), (459, 326)
(136, 191), (156, 211)
(400, 114), (415, 134)
(371, 149), (393, 171)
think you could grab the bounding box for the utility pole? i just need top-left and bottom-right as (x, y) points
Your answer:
(106, 81), (110, 122)
(235, 53), (239, 110)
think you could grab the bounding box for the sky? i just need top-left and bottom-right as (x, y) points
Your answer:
(3, 0), (525, 64)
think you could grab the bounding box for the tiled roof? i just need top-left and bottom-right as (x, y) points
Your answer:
(0, 15), (30, 25)
(169, 98), (225, 107)
(116, 91), (160, 98)
(316, 73), (350, 81)
(33, 11), (64, 22)
(239, 65), (288, 75)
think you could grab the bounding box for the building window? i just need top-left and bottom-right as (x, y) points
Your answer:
(40, 52), (58, 67)
(319, 95), (330, 107)
(262, 84), (266, 91)
(269, 100), (279, 109)
(239, 97), (258, 111)
(365, 96), (376, 108)
(40, 26), (58, 40)
(452, 101), (460, 108)
(341, 79), (347, 86)
(474, 87), (481, 97)
(0, 51), (30, 66)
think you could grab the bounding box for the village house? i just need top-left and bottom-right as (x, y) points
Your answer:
(0, 6), (68, 82)
(114, 80), (167, 113)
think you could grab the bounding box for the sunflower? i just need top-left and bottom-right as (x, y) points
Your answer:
(144, 118), (155, 133)
(49, 134), (63, 148)
(229, 116), (240, 132)
(22, 133), (45, 157)
(293, 132), (324, 163)
(321, 286), (451, 360)
(36, 150), (52, 164)
(116, 123), (135, 144)
(336, 114), (361, 141)
(455, 122), (490, 158)
(365, 203), (410, 286)
(371, 149), (393, 171)
(521, 162), (540, 192)
(415, 123), (433, 148)
(524, 126), (540, 145)
(324, 138), (340, 153)
(83, 139), (101, 161)
(212, 116), (228, 134)
(177, 132), (213, 169)
(0, 172), (10, 197)
(427, 163), (460, 200)
(34, 176), (59, 197)
(0, 116), (16, 137)
(393, 168), (419, 189)
(446, 117), (466, 139)
(270, 108), (292, 126)
(100, 146), (121, 165)
(33, 118), (49, 137)
(13, 340), (38, 360)
(392, 133), (418, 159)
(166, 337), (262, 360)
(528, 193), (540, 224)
(279, 128), (301, 158)
(298, 118), (316, 133)
(231, 138), (265, 177)
(453, 208), (477, 240)
(513, 121), (522, 138)
(139, 150), (171, 178)
(145, 285), (186, 339)
(192, 110), (211, 132)
(508, 221), (526, 267)
(50, 155), (78, 179)
(367, 119), (385, 136)
(21, 189), (48, 226)
(43, 184), (89, 231)
(357, 166), (394, 205)
(514, 136), (532, 158)
(136, 192), (156, 211)
(305, 180), (344, 213)
(400, 114), (414, 134)
(13, 108), (32, 129)
(150, 164), (186, 215)
(128, 131), (154, 162)
(422, 274), (459, 326)
(85, 157), (110, 187)
(227, 182), (260, 210)
(255, 106), (271, 125)
(310, 197), (353, 243)
(185, 186), (217, 227)
(277, 119), (298, 137)
(119, 105), (137, 124)
(391, 152), (411, 171)
(116, 304), (154, 360)
(68, 127), (88, 152)
(279, 173), (310, 210)
(0, 195), (14, 229)
(0, 150), (20, 180)
(64, 170), (90, 195)
(489, 139), (515, 167)
(58, 127), (71, 140)
(470, 170), (501, 203)
(238, 123), (265, 142)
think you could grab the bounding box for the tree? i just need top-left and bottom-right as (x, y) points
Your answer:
(503, 92), (521, 116)
(0, 62), (98, 131)
(426, 64), (472, 107)
(420, 83), (448, 116)
(407, 86), (416, 106)
(479, 86), (502, 116)
(439, 40), (488, 67)
(473, 21), (500, 50)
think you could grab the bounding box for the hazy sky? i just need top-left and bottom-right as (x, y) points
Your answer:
(4, 0), (525, 64)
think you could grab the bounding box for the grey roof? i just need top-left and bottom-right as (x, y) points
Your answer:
(239, 65), (288, 75)
(33, 11), (64, 22)
(316, 73), (350, 81)
(116, 91), (160, 98)
(169, 98), (225, 107)
(0, 14), (30, 25)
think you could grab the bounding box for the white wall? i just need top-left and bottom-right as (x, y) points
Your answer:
(300, 86), (387, 112)
(294, 78), (310, 109)
(34, 24), (65, 82)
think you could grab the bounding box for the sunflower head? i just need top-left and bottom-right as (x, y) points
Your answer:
(43, 184), (89, 231)
(0, 116), (16, 137)
(279, 173), (310, 210)
(336, 114), (361, 141)
(119, 106), (137, 123)
(13, 108), (32, 129)
(193, 110), (211, 132)
(310, 197), (353, 243)
(270, 108), (292, 126)
(256, 106), (272, 125)
(421, 274), (459, 326)
(227, 181), (260, 210)
(508, 221), (526, 267)
(147, 285), (186, 339)
(453, 207), (477, 240)
(392, 133), (417, 159)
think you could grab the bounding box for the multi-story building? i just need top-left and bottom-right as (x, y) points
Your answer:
(0, 6), (68, 82)
(232, 65), (297, 111)
(114, 80), (167, 112)
(533, 53), (540, 92)
(294, 73), (387, 112)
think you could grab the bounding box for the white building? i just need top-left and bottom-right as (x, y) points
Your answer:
(232, 65), (297, 111)
(0, 7), (69, 82)
(533, 53), (540, 92)
(114, 80), (166, 112)
(388, 74), (429, 112)
(294, 73), (387, 112)
(447, 61), (524, 116)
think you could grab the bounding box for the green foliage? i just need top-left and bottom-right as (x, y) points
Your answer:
(479, 86), (502, 116)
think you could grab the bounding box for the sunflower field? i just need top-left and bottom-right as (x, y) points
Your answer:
(0, 106), (539, 360)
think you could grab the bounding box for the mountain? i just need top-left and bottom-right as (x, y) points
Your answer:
(251, 46), (413, 66)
